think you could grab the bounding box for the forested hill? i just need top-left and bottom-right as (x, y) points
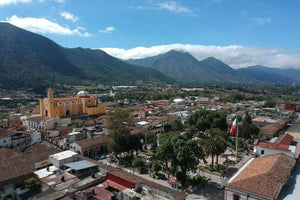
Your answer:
(0, 23), (173, 90)
(127, 50), (295, 84)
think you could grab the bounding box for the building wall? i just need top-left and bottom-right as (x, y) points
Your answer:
(225, 188), (271, 200)
(70, 142), (82, 155)
(0, 136), (12, 147)
(49, 154), (78, 168)
(255, 146), (295, 158)
(40, 89), (106, 117)
(107, 173), (135, 189)
(86, 104), (107, 116)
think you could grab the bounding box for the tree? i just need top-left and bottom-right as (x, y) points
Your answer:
(107, 108), (133, 153)
(156, 136), (175, 170)
(156, 132), (205, 187)
(171, 119), (184, 131)
(201, 128), (227, 170)
(240, 112), (260, 139)
(24, 177), (40, 191)
(244, 112), (252, 124)
(133, 157), (145, 171)
(186, 109), (227, 132)
(145, 132), (156, 144)
(174, 139), (205, 187)
(152, 160), (161, 174)
(264, 100), (276, 108)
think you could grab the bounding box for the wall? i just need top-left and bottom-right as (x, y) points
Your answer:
(225, 188), (269, 200)
(69, 143), (82, 155)
(86, 104), (107, 116)
(107, 173), (135, 189)
(255, 146), (294, 158)
(0, 136), (12, 147)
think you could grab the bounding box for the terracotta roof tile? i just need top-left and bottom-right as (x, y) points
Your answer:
(228, 154), (296, 199)
(274, 133), (293, 145)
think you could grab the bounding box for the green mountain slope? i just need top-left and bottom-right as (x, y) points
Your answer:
(239, 65), (300, 82)
(127, 50), (247, 83)
(0, 22), (173, 90)
(127, 50), (295, 84)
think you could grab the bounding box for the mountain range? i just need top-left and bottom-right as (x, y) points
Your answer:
(0, 22), (173, 90)
(0, 22), (299, 91)
(127, 50), (299, 84)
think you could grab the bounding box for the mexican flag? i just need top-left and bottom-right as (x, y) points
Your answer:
(230, 116), (238, 135)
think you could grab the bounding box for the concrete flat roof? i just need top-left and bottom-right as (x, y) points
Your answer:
(34, 166), (58, 179)
(50, 150), (77, 161)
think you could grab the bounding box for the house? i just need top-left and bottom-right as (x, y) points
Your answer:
(0, 129), (31, 149)
(0, 143), (60, 199)
(255, 133), (300, 159)
(225, 154), (296, 200)
(60, 131), (87, 148)
(70, 136), (109, 158)
(49, 150), (79, 168)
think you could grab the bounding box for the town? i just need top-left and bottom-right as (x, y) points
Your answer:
(0, 85), (299, 200)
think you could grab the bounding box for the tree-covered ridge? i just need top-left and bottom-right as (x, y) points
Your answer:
(0, 23), (173, 90)
(127, 50), (296, 84)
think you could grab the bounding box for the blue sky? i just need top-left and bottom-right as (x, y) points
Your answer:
(0, 0), (300, 68)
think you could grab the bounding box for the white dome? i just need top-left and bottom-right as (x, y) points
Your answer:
(77, 90), (90, 97)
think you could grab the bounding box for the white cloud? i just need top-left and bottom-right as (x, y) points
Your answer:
(100, 44), (300, 69)
(4, 15), (91, 37)
(156, 1), (193, 14)
(60, 11), (79, 22)
(254, 17), (271, 25)
(99, 26), (115, 34)
(0, 0), (31, 6)
(132, 1), (194, 15)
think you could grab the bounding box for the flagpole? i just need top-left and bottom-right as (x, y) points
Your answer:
(235, 119), (239, 159)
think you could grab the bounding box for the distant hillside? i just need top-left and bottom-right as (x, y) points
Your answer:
(127, 50), (244, 83)
(240, 65), (300, 82)
(0, 23), (173, 90)
(127, 50), (294, 84)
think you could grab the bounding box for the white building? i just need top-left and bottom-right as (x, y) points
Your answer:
(254, 133), (300, 159)
(49, 150), (78, 168)
(225, 154), (295, 200)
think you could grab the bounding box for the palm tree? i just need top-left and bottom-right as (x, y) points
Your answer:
(214, 135), (227, 170)
(201, 128), (228, 170)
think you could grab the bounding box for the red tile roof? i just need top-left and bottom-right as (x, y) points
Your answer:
(0, 144), (61, 185)
(274, 133), (293, 145)
(228, 154), (296, 199)
(258, 142), (290, 152)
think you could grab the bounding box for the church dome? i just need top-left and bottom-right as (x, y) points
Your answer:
(76, 90), (90, 97)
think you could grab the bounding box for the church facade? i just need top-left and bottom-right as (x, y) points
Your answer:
(40, 88), (107, 117)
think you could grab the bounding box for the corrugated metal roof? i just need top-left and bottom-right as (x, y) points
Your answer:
(64, 160), (97, 171)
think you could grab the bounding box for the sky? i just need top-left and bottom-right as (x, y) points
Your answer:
(0, 0), (299, 69)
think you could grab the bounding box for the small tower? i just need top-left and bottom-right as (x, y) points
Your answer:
(47, 88), (54, 99)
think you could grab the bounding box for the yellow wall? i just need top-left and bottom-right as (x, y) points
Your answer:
(86, 104), (107, 115)
(40, 90), (106, 117)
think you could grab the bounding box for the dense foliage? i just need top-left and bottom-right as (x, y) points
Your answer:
(0, 23), (173, 90)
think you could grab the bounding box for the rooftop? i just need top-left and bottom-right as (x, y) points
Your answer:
(64, 160), (97, 171)
(49, 150), (77, 161)
(227, 154), (296, 199)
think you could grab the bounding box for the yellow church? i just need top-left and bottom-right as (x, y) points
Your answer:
(40, 88), (107, 117)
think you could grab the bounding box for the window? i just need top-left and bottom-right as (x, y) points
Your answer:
(88, 100), (91, 104)
(66, 102), (68, 105)
(3, 140), (6, 143)
(261, 150), (264, 155)
(233, 194), (240, 200)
